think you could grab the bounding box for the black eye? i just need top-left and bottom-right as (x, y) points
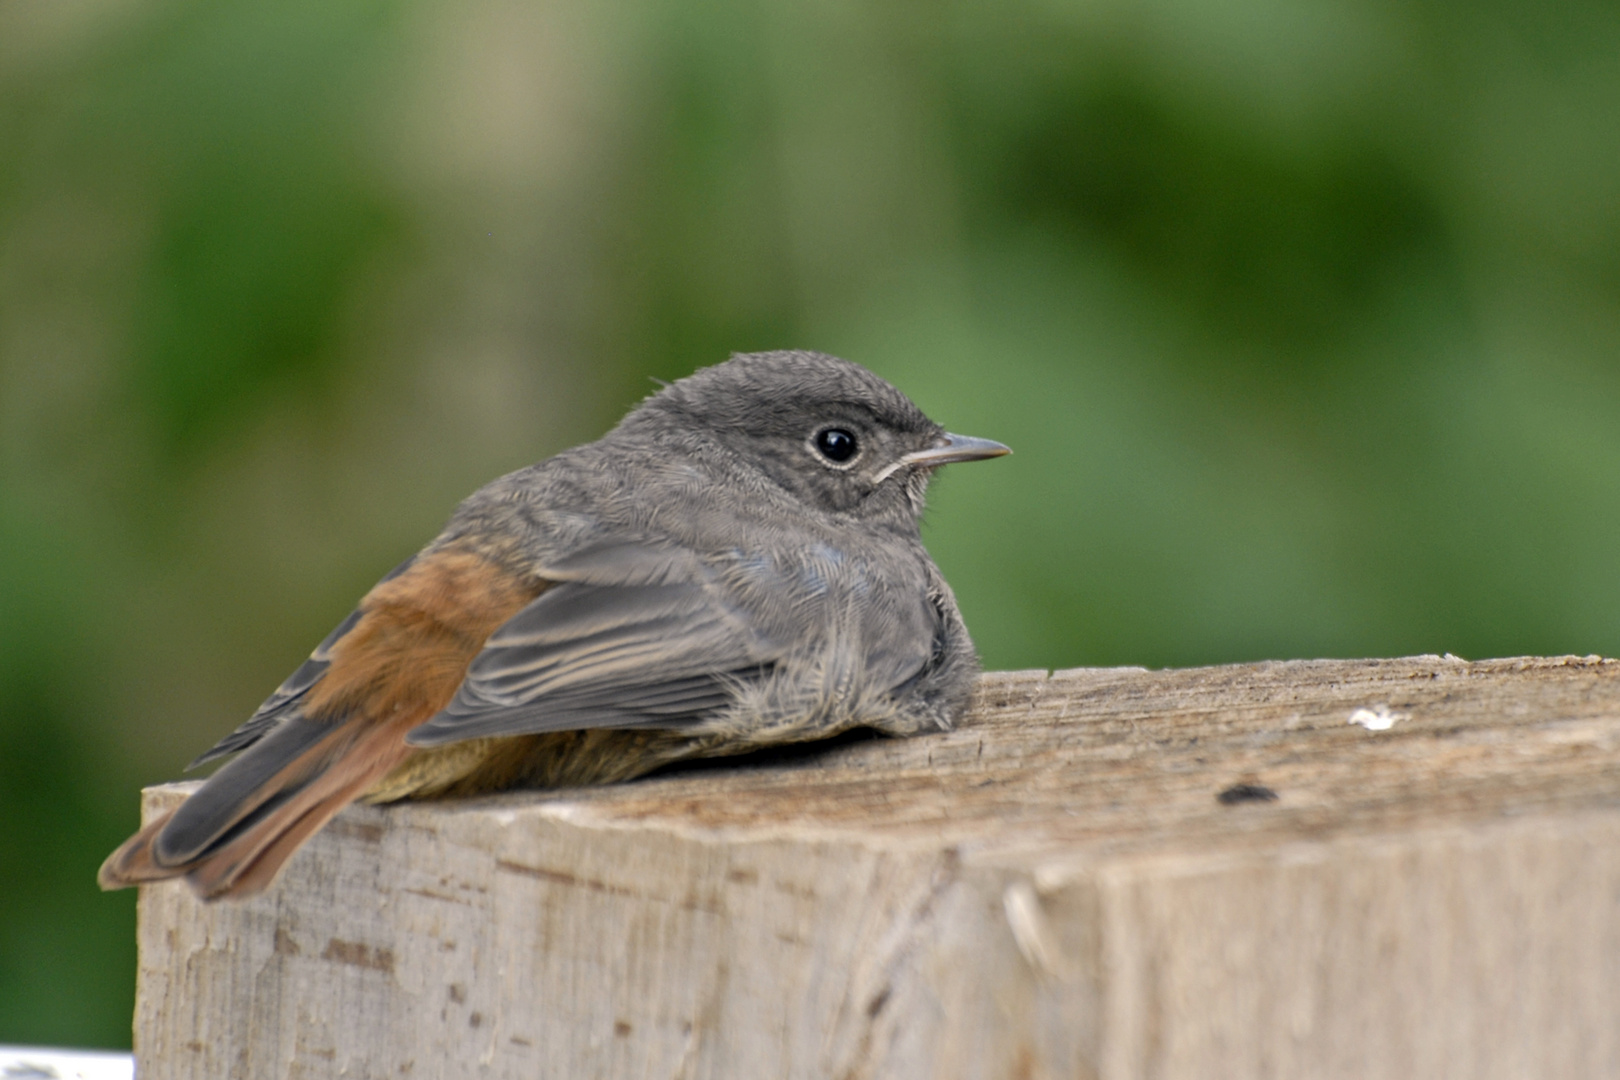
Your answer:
(814, 428), (859, 463)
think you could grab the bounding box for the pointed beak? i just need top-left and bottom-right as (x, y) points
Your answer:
(905, 432), (1011, 468)
(875, 432), (1010, 482)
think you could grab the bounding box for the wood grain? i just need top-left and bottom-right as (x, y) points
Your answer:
(133, 656), (1620, 1078)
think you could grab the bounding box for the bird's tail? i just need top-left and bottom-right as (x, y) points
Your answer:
(97, 707), (424, 900)
(98, 545), (546, 900)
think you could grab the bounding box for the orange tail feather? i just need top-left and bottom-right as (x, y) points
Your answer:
(97, 547), (543, 900)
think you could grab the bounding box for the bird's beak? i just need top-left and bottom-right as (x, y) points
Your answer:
(875, 432), (1010, 482)
(909, 432), (1011, 467)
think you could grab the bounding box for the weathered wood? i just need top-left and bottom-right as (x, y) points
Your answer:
(133, 656), (1620, 1078)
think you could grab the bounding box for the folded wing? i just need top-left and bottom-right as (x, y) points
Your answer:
(407, 541), (778, 745)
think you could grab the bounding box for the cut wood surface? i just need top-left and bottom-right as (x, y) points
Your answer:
(133, 656), (1620, 1079)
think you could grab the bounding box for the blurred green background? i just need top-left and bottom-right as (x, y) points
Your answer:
(4, 0), (1620, 1048)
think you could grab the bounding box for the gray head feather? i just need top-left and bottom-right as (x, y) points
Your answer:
(617, 350), (946, 520)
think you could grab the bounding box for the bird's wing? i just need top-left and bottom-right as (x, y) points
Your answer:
(405, 538), (780, 746)
(187, 555), (418, 769)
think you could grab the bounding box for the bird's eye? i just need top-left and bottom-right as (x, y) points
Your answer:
(814, 428), (859, 463)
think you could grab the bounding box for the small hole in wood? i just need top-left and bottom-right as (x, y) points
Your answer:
(1218, 783), (1279, 805)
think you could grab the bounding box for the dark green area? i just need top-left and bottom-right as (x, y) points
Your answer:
(4, 0), (1619, 1048)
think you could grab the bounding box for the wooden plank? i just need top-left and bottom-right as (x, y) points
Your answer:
(133, 656), (1620, 1078)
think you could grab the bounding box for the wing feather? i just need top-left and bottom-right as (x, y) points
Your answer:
(407, 545), (777, 746)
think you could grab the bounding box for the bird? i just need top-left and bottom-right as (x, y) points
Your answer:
(99, 350), (1009, 900)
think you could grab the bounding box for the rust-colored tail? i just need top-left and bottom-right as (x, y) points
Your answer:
(98, 547), (544, 900)
(97, 711), (422, 899)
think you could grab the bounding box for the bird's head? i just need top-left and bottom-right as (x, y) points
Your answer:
(626, 350), (1009, 525)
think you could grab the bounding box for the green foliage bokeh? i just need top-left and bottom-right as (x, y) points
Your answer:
(4, 0), (1620, 1047)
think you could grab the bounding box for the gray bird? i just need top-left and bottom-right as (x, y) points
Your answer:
(99, 350), (1009, 899)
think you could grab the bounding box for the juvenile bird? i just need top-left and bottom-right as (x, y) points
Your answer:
(100, 351), (1009, 899)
